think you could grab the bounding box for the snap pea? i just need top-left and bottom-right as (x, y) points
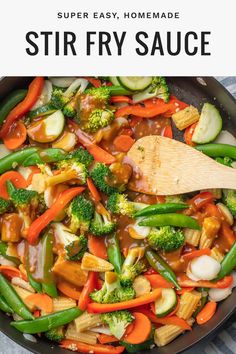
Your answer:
(25, 248), (42, 293)
(145, 248), (181, 290)
(0, 147), (38, 174)
(0, 274), (34, 320)
(139, 213), (200, 230)
(22, 148), (67, 167)
(22, 152), (43, 166)
(135, 203), (188, 218)
(41, 232), (58, 298)
(107, 233), (123, 274)
(0, 89), (27, 125)
(215, 241), (236, 280)
(11, 307), (83, 334)
(0, 294), (13, 313)
(0, 241), (20, 266)
(196, 143), (236, 159)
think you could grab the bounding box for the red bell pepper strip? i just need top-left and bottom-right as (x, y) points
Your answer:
(162, 96), (189, 117)
(0, 265), (28, 282)
(86, 144), (116, 165)
(178, 274), (233, 289)
(0, 77), (44, 138)
(115, 101), (174, 118)
(60, 340), (125, 354)
(188, 191), (214, 211)
(145, 274), (174, 288)
(84, 77), (102, 88)
(182, 249), (211, 261)
(184, 123), (197, 146)
(79, 271), (99, 311)
(27, 186), (84, 245)
(110, 96), (132, 104)
(161, 125), (173, 139)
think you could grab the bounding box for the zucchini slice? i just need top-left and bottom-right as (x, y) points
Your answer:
(109, 77), (120, 86)
(192, 103), (222, 144)
(155, 288), (177, 317)
(118, 77), (152, 91)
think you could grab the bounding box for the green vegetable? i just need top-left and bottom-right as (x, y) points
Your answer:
(132, 77), (170, 103)
(44, 326), (65, 342)
(0, 274), (34, 320)
(101, 310), (134, 340)
(0, 197), (11, 214)
(67, 195), (95, 234)
(41, 232), (58, 298)
(223, 190), (236, 217)
(11, 307), (83, 334)
(23, 148), (67, 167)
(109, 77), (120, 86)
(135, 202), (188, 218)
(193, 288), (208, 318)
(0, 147), (38, 174)
(192, 103), (222, 144)
(139, 213), (200, 230)
(28, 103), (56, 118)
(51, 80), (81, 109)
(215, 156), (234, 167)
(118, 77), (152, 91)
(0, 294), (13, 313)
(90, 272), (135, 304)
(0, 89), (27, 125)
(120, 247), (147, 287)
(62, 93), (78, 118)
(0, 241), (20, 266)
(56, 158), (88, 185)
(83, 109), (114, 133)
(90, 163), (118, 195)
(67, 147), (94, 168)
(120, 327), (155, 353)
(195, 143), (236, 159)
(107, 233), (124, 274)
(107, 193), (146, 217)
(154, 288), (177, 317)
(147, 226), (185, 252)
(215, 242), (236, 280)
(89, 211), (117, 236)
(145, 248), (181, 290)
(25, 247), (42, 293)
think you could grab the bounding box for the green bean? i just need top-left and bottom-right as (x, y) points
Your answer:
(215, 241), (236, 280)
(135, 203), (188, 218)
(0, 241), (20, 266)
(22, 148), (67, 167)
(0, 90), (27, 125)
(107, 233), (123, 274)
(22, 152), (43, 166)
(145, 248), (181, 290)
(139, 213), (200, 230)
(196, 143), (236, 159)
(0, 274), (34, 320)
(0, 147), (38, 174)
(41, 232), (58, 298)
(0, 294), (13, 313)
(11, 307), (83, 334)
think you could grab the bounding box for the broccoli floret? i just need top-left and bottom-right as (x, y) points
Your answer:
(0, 197), (11, 214)
(45, 326), (64, 342)
(67, 147), (94, 168)
(62, 95), (78, 118)
(107, 193), (145, 217)
(90, 210), (117, 236)
(83, 109), (114, 133)
(132, 77), (170, 103)
(67, 195), (94, 233)
(38, 193), (47, 215)
(84, 87), (111, 105)
(56, 159), (88, 185)
(51, 88), (72, 109)
(223, 189), (236, 217)
(90, 163), (118, 195)
(90, 271), (135, 304)
(215, 156), (234, 167)
(147, 226), (185, 252)
(120, 247), (147, 287)
(101, 311), (134, 340)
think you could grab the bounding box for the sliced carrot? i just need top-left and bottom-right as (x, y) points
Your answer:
(162, 125), (173, 139)
(25, 293), (53, 313)
(124, 312), (151, 344)
(88, 234), (107, 260)
(182, 249), (211, 261)
(87, 178), (101, 202)
(0, 265), (27, 281)
(57, 281), (81, 300)
(87, 144), (116, 165)
(98, 334), (118, 344)
(60, 340), (125, 354)
(145, 274), (174, 288)
(113, 135), (135, 152)
(0, 171), (27, 199)
(184, 123), (197, 146)
(196, 302), (217, 325)
(3, 121), (27, 150)
(220, 222), (236, 248)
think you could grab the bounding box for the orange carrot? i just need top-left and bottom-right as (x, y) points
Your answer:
(196, 302), (217, 325)
(87, 144), (116, 165)
(87, 289), (161, 313)
(182, 249), (211, 261)
(88, 234), (107, 260)
(0, 171), (27, 199)
(3, 121), (27, 150)
(87, 178), (101, 202)
(113, 135), (135, 152)
(110, 96), (132, 104)
(57, 281), (81, 300)
(98, 334), (118, 344)
(60, 340), (125, 354)
(139, 309), (192, 330)
(0, 265), (27, 281)
(184, 123), (197, 146)
(145, 274), (174, 288)
(124, 312), (151, 344)
(25, 293), (53, 313)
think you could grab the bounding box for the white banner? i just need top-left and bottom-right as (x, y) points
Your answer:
(0, 0), (235, 75)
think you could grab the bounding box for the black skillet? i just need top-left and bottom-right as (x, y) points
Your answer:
(0, 77), (235, 354)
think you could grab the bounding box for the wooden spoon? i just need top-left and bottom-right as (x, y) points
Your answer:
(127, 135), (236, 195)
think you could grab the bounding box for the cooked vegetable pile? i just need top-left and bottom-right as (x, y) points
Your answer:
(0, 76), (235, 353)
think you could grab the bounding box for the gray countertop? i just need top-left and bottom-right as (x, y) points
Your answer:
(0, 77), (235, 354)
